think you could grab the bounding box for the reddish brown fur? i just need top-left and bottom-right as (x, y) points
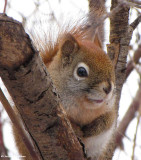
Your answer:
(40, 24), (99, 66)
(13, 22), (116, 160)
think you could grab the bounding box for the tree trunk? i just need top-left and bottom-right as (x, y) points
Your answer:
(108, 0), (130, 108)
(0, 14), (85, 160)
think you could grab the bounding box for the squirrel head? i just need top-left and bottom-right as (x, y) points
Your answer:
(48, 33), (115, 110)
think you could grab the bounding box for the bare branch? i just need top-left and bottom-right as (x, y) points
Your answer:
(3, 0), (7, 14)
(127, 0), (141, 8)
(131, 106), (141, 160)
(108, 0), (130, 99)
(128, 0), (141, 5)
(87, 0), (132, 46)
(0, 88), (39, 160)
(115, 84), (141, 149)
(130, 14), (141, 31)
(106, 0), (130, 158)
(0, 109), (9, 159)
(126, 44), (141, 79)
(47, 0), (60, 27)
(128, 53), (141, 75)
(89, 0), (140, 33)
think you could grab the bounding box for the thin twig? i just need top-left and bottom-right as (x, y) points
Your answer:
(130, 14), (141, 30)
(128, 2), (141, 9)
(131, 104), (141, 160)
(119, 0), (141, 9)
(128, 53), (141, 75)
(128, 0), (141, 5)
(0, 88), (39, 160)
(47, 0), (60, 27)
(3, 0), (7, 14)
(126, 44), (141, 79)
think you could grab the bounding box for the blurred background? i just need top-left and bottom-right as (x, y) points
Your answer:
(0, 0), (141, 160)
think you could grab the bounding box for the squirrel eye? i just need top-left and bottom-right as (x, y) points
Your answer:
(77, 67), (88, 77)
(74, 62), (89, 81)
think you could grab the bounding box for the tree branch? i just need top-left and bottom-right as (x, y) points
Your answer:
(115, 84), (141, 149)
(128, 0), (141, 6)
(105, 0), (130, 159)
(127, 0), (141, 9)
(108, 0), (130, 107)
(3, 0), (7, 14)
(0, 14), (85, 160)
(131, 105), (140, 160)
(130, 14), (141, 30)
(126, 44), (141, 79)
(0, 109), (9, 160)
(0, 88), (39, 160)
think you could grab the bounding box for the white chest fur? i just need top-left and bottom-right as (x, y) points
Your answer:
(82, 122), (115, 160)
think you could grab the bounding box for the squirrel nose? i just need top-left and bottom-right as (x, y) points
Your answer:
(103, 82), (112, 95)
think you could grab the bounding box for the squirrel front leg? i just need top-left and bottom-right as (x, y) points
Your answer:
(71, 110), (116, 160)
(81, 110), (116, 160)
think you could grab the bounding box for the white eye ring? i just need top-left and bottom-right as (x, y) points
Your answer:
(74, 62), (89, 81)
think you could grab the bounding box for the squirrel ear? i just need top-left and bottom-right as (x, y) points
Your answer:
(60, 34), (79, 59)
(92, 30), (102, 49)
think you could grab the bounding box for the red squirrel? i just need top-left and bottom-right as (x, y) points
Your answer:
(13, 10), (116, 160)
(41, 28), (116, 159)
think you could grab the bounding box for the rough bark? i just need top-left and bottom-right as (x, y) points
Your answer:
(107, 4), (129, 156)
(0, 14), (85, 160)
(108, 0), (130, 108)
(106, 0), (130, 159)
